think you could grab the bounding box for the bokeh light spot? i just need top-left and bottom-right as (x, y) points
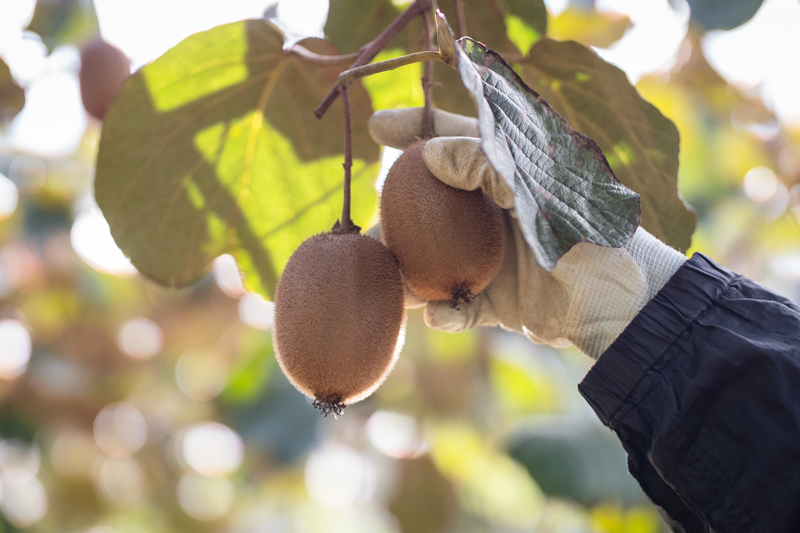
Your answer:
(118, 318), (163, 360)
(366, 411), (427, 459)
(0, 319), (32, 379)
(744, 166), (778, 202)
(304, 444), (376, 508)
(0, 173), (19, 220)
(181, 422), (244, 476)
(93, 403), (148, 457)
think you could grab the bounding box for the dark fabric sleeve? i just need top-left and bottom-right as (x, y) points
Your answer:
(578, 253), (800, 533)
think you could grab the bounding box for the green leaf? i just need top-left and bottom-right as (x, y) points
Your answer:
(502, 0), (548, 38)
(95, 21), (379, 300)
(0, 58), (25, 122)
(518, 39), (696, 251)
(325, 0), (400, 54)
(453, 36), (641, 270)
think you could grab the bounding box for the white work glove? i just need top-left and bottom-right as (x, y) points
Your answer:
(369, 108), (687, 360)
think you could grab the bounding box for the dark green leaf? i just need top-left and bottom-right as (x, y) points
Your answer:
(0, 59), (25, 122)
(518, 39), (696, 251)
(453, 35), (641, 270)
(502, 0), (547, 37)
(687, 0), (763, 30)
(325, 0), (400, 54)
(507, 419), (649, 507)
(95, 21), (379, 299)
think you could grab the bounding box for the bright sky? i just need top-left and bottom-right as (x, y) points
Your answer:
(0, 0), (799, 275)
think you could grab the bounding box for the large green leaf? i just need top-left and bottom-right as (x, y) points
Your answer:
(0, 58), (25, 122)
(452, 34), (641, 271)
(518, 39), (696, 251)
(95, 21), (379, 299)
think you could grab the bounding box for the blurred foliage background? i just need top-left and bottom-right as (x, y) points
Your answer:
(0, 0), (799, 532)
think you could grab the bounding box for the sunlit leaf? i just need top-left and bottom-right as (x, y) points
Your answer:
(95, 21), (379, 299)
(518, 38), (696, 251)
(325, 0), (400, 54)
(0, 59), (25, 122)
(452, 33), (641, 270)
(549, 8), (631, 49)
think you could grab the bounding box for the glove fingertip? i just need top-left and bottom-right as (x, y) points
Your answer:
(423, 301), (471, 332)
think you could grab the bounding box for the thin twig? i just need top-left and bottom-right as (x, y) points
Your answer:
(421, 9), (435, 139)
(450, 0), (467, 37)
(287, 44), (361, 66)
(337, 51), (444, 87)
(314, 0), (434, 119)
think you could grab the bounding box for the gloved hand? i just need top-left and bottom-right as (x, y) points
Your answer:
(368, 108), (687, 359)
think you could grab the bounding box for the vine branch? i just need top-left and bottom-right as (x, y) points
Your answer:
(450, 0), (467, 37)
(314, 0), (434, 119)
(421, 10), (435, 139)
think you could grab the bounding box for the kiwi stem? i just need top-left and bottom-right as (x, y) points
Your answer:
(338, 51), (445, 87)
(314, 0), (434, 119)
(287, 45), (362, 66)
(336, 84), (355, 233)
(421, 9), (435, 139)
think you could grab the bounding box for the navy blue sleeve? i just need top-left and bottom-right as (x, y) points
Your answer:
(578, 253), (800, 533)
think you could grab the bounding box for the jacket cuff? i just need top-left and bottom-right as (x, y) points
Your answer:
(578, 253), (736, 424)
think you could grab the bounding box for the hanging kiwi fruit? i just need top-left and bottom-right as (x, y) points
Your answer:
(274, 10), (506, 416)
(273, 87), (407, 417)
(380, 140), (505, 307)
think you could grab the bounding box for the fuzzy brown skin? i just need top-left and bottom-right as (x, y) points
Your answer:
(79, 38), (130, 120)
(273, 233), (405, 409)
(380, 140), (506, 302)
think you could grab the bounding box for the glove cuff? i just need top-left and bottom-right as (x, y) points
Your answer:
(623, 227), (687, 302)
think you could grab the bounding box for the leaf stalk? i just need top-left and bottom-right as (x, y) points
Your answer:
(338, 51), (445, 87)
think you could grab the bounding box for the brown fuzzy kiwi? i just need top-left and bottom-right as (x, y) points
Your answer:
(380, 140), (506, 306)
(79, 38), (131, 120)
(273, 232), (405, 416)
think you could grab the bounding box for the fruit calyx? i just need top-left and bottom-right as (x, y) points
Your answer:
(450, 284), (476, 309)
(331, 220), (361, 234)
(312, 396), (346, 418)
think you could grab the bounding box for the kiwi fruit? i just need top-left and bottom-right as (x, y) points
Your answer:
(273, 232), (405, 416)
(79, 38), (131, 120)
(380, 140), (506, 306)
